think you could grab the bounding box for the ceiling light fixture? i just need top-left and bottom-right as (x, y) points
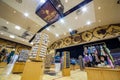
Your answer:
(65, 0), (68, 3)
(0, 32), (3, 35)
(13, 11), (16, 13)
(55, 34), (59, 37)
(46, 28), (50, 31)
(75, 16), (78, 20)
(69, 28), (72, 32)
(6, 22), (9, 24)
(12, 49), (15, 51)
(30, 42), (33, 45)
(40, 0), (46, 4)
(24, 12), (29, 17)
(9, 35), (15, 38)
(58, 4), (61, 8)
(15, 25), (21, 30)
(98, 6), (101, 10)
(81, 7), (87, 12)
(86, 21), (91, 25)
(60, 19), (65, 24)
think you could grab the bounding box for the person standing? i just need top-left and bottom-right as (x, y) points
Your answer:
(7, 51), (15, 64)
(0, 48), (7, 62)
(70, 58), (76, 70)
(79, 55), (85, 71)
(54, 52), (61, 74)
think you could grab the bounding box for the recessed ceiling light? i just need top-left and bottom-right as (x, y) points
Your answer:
(60, 19), (64, 24)
(15, 25), (21, 30)
(0, 32), (3, 35)
(55, 34), (59, 37)
(24, 12), (29, 17)
(69, 28), (72, 32)
(58, 4), (61, 8)
(46, 28), (50, 31)
(6, 22), (9, 24)
(40, 0), (46, 4)
(30, 42), (33, 45)
(75, 16), (78, 20)
(86, 21), (91, 25)
(65, 0), (68, 3)
(98, 6), (101, 10)
(9, 35), (15, 38)
(12, 49), (15, 51)
(13, 11), (16, 13)
(81, 7), (87, 12)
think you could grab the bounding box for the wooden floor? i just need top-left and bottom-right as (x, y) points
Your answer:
(0, 64), (87, 80)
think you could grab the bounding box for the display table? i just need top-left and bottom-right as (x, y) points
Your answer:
(62, 68), (70, 76)
(0, 62), (7, 68)
(21, 61), (44, 80)
(85, 67), (120, 80)
(70, 64), (80, 70)
(12, 62), (25, 73)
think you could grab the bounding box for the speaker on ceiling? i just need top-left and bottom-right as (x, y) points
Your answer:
(70, 30), (78, 36)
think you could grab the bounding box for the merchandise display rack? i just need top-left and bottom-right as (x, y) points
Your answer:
(62, 51), (71, 76)
(29, 33), (49, 61)
(12, 50), (29, 73)
(83, 42), (114, 68)
(18, 50), (29, 62)
(21, 33), (49, 80)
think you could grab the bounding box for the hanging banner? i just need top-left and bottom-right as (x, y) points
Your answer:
(36, 0), (61, 24)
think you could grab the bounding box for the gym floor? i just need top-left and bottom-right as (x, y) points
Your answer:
(0, 63), (87, 80)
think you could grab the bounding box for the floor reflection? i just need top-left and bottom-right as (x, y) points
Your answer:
(0, 63), (87, 80)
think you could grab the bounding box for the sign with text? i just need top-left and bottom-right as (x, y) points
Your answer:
(29, 33), (49, 61)
(36, 0), (60, 23)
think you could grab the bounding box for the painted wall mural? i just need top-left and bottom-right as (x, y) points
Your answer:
(48, 23), (120, 51)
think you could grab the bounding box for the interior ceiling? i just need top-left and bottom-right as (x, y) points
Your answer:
(0, 0), (120, 46)
(49, 1), (96, 35)
(0, 18), (33, 40)
(61, 0), (84, 12)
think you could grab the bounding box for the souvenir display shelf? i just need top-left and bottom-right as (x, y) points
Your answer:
(62, 51), (71, 76)
(29, 33), (49, 61)
(18, 50), (29, 62)
(21, 33), (48, 80)
(83, 42), (114, 68)
(12, 50), (29, 73)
